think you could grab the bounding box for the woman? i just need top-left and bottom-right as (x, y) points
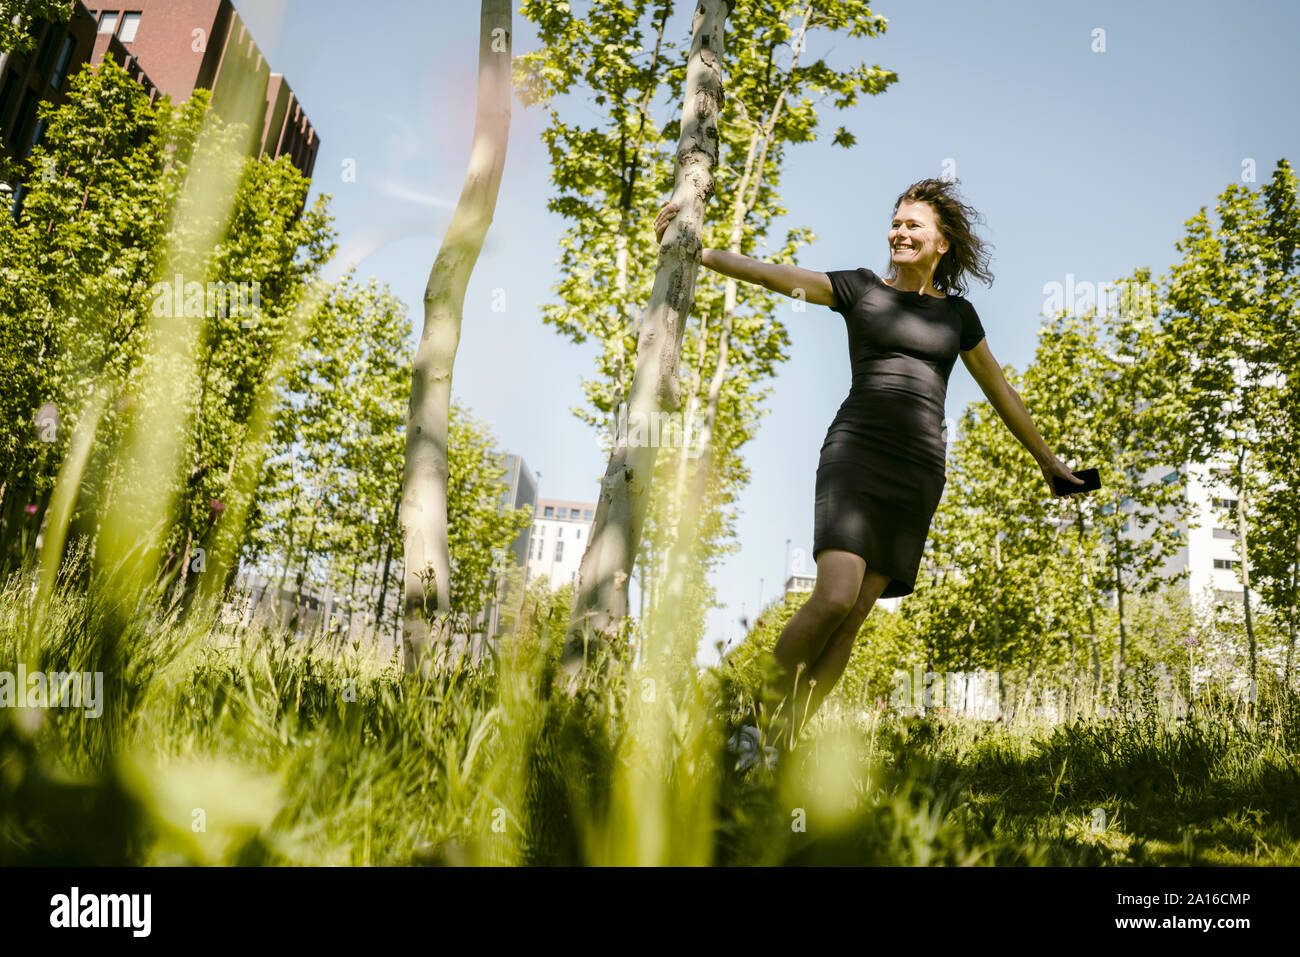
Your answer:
(655, 178), (1084, 750)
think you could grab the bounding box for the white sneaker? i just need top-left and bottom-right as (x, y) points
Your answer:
(726, 724), (778, 772)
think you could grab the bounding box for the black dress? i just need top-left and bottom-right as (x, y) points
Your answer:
(814, 267), (986, 598)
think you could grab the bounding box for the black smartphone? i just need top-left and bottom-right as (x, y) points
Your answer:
(1053, 467), (1101, 496)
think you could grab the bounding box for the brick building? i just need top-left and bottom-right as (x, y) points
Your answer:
(82, 2), (318, 176)
(1, 0), (317, 183)
(0, 5), (122, 165)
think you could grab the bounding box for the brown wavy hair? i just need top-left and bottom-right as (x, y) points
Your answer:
(884, 178), (994, 297)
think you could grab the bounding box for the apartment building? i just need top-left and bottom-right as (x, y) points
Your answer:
(1114, 457), (1254, 610)
(82, 1), (319, 176)
(526, 498), (597, 591)
(0, 4), (148, 167)
(1, 0), (317, 192)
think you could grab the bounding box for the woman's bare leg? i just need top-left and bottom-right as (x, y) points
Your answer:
(763, 550), (864, 744)
(799, 566), (891, 723)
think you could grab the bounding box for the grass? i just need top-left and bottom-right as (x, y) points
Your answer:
(2, 551), (1297, 866)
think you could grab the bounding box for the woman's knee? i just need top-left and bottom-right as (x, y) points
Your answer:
(823, 568), (888, 641)
(811, 550), (865, 620)
(808, 587), (857, 624)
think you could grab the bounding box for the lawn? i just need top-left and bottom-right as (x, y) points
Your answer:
(3, 561), (1296, 866)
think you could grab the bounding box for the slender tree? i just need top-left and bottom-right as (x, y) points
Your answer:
(515, 1), (896, 665)
(1241, 160), (1300, 687)
(561, 0), (735, 668)
(1022, 290), (1188, 703)
(1161, 164), (1299, 696)
(654, 1), (896, 655)
(401, 0), (512, 676)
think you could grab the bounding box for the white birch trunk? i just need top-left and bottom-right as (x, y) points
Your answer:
(401, 0), (512, 676)
(655, 9), (811, 641)
(564, 0), (734, 667)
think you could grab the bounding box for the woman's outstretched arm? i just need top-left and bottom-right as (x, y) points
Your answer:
(960, 338), (1086, 498)
(655, 201), (834, 306)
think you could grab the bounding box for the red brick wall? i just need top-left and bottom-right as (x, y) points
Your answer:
(85, 0), (225, 103)
(83, 0), (317, 177)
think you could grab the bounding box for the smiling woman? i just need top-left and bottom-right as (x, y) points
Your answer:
(883, 178), (994, 297)
(656, 176), (1084, 745)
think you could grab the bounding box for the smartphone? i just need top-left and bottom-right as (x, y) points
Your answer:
(1053, 467), (1101, 496)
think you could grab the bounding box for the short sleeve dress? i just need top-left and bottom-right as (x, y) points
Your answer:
(814, 266), (986, 598)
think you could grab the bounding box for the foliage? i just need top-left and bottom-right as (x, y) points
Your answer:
(0, 58), (334, 603)
(0, 0), (72, 55)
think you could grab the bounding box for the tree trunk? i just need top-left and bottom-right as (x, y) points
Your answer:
(656, 11), (811, 648)
(564, 0), (734, 668)
(289, 501), (321, 636)
(924, 640), (934, 716)
(401, 0), (512, 676)
(1285, 534), (1296, 688)
(1114, 523), (1127, 702)
(992, 604), (1005, 720)
(344, 551), (360, 644)
(273, 479), (302, 625)
(1236, 447), (1256, 710)
(375, 496), (399, 641)
(1067, 631), (1078, 720)
(1076, 509), (1102, 709)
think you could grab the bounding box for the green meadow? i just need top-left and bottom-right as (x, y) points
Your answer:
(4, 549), (1295, 867)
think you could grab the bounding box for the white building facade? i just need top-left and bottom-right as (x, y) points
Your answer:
(525, 498), (598, 590)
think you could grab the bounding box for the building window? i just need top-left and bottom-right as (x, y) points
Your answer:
(583, 509), (593, 520)
(12, 89), (38, 157)
(50, 35), (76, 91)
(26, 117), (46, 157)
(1212, 527), (1238, 540)
(98, 12), (120, 35)
(0, 71), (19, 131)
(555, 541), (563, 561)
(1161, 470), (1179, 484)
(35, 25), (62, 74)
(119, 12), (141, 43)
(1213, 558), (1240, 570)
(1213, 497), (1238, 511)
(543, 506), (554, 517)
(576, 528), (581, 540)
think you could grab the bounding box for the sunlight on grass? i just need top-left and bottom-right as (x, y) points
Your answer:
(2, 548), (1297, 865)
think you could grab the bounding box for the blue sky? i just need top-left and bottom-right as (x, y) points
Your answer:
(235, 0), (1300, 662)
